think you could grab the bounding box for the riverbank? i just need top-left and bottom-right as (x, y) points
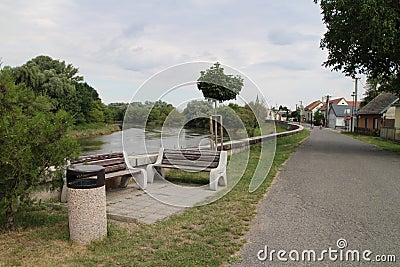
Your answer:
(67, 123), (121, 138)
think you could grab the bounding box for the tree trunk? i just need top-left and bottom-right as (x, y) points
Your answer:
(6, 203), (15, 231)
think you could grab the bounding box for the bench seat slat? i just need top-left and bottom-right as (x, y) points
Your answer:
(164, 149), (220, 156)
(164, 154), (219, 161)
(85, 158), (125, 167)
(153, 163), (213, 172)
(71, 152), (124, 164)
(161, 159), (219, 168)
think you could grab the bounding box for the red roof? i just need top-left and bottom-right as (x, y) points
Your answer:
(319, 98), (358, 111)
(347, 101), (361, 107)
(304, 100), (321, 111)
(330, 97), (347, 105)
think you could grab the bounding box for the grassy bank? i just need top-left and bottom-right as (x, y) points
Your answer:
(67, 123), (120, 138)
(343, 132), (400, 155)
(0, 130), (310, 267)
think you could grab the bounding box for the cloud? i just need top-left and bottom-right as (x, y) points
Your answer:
(267, 30), (318, 46)
(0, 0), (356, 108)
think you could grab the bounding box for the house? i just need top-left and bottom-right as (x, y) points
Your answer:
(327, 104), (353, 129)
(356, 92), (399, 135)
(318, 97), (361, 126)
(304, 100), (323, 122)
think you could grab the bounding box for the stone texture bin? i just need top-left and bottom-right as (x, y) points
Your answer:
(66, 165), (107, 245)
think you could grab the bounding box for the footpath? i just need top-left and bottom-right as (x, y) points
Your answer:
(234, 128), (400, 266)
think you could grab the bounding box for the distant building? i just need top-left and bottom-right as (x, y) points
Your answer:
(304, 100), (323, 122)
(327, 104), (353, 129)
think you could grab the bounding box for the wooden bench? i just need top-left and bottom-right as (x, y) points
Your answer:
(69, 152), (147, 189)
(146, 148), (227, 190)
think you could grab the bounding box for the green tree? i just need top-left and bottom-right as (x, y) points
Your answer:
(313, 111), (324, 126)
(108, 103), (128, 122)
(11, 55), (83, 111)
(183, 100), (213, 128)
(164, 109), (185, 126)
(72, 82), (101, 124)
(197, 62), (244, 110)
(361, 76), (381, 106)
(315, 0), (400, 95)
(0, 69), (79, 230)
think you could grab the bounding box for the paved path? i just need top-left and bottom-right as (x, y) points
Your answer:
(106, 179), (222, 224)
(234, 128), (400, 266)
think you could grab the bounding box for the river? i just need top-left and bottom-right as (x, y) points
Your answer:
(77, 126), (211, 156)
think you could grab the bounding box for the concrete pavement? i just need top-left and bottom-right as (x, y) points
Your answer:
(234, 128), (400, 266)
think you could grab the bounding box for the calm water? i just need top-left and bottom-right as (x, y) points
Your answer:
(77, 126), (211, 156)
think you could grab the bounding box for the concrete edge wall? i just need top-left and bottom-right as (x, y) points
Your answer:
(127, 122), (304, 167)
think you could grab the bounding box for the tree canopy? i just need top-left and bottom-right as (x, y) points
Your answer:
(197, 62), (244, 103)
(315, 1), (400, 79)
(7, 55), (114, 124)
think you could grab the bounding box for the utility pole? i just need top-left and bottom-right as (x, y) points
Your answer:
(353, 77), (359, 130)
(299, 100), (303, 125)
(351, 92), (355, 132)
(325, 95), (330, 128)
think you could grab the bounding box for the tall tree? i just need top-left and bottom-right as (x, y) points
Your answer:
(315, 0), (400, 94)
(197, 62), (244, 111)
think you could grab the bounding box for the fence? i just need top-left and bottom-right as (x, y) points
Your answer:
(355, 127), (379, 136)
(380, 126), (400, 143)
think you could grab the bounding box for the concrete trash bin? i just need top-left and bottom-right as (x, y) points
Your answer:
(67, 165), (107, 245)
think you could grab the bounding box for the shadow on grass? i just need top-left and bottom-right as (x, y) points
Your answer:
(0, 206), (69, 240)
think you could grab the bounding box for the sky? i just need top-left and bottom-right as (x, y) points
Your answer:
(0, 0), (366, 110)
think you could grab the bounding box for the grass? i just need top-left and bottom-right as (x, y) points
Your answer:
(343, 132), (400, 155)
(0, 130), (310, 267)
(67, 123), (120, 138)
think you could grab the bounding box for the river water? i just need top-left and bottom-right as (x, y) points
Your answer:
(77, 126), (211, 156)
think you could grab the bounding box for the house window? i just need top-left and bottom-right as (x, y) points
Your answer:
(365, 118), (369, 128)
(373, 118), (378, 129)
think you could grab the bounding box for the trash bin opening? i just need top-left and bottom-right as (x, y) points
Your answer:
(67, 178), (102, 189)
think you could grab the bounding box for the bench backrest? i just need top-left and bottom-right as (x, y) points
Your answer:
(70, 152), (126, 173)
(162, 149), (221, 169)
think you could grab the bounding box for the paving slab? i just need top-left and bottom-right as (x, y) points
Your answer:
(106, 178), (223, 224)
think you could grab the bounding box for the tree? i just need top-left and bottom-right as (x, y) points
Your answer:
(11, 55), (83, 111)
(183, 100), (213, 128)
(315, 0), (400, 94)
(361, 76), (381, 106)
(8, 55), (114, 124)
(108, 103), (128, 122)
(197, 62), (244, 110)
(313, 111), (324, 126)
(0, 69), (79, 230)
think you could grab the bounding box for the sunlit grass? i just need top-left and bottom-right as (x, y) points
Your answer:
(343, 132), (400, 155)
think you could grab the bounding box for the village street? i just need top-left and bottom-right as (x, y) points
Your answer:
(235, 128), (400, 266)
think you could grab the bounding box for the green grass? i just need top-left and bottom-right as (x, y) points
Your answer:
(67, 123), (120, 138)
(0, 130), (310, 267)
(343, 132), (400, 155)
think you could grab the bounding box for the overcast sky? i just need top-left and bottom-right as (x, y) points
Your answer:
(0, 0), (366, 109)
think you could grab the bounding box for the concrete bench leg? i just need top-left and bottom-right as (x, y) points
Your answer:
(209, 170), (227, 191)
(146, 165), (164, 184)
(119, 176), (131, 188)
(129, 169), (147, 190)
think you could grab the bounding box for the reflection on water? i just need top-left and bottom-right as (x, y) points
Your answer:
(77, 126), (210, 156)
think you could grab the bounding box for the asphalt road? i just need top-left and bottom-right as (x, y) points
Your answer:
(233, 128), (400, 266)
